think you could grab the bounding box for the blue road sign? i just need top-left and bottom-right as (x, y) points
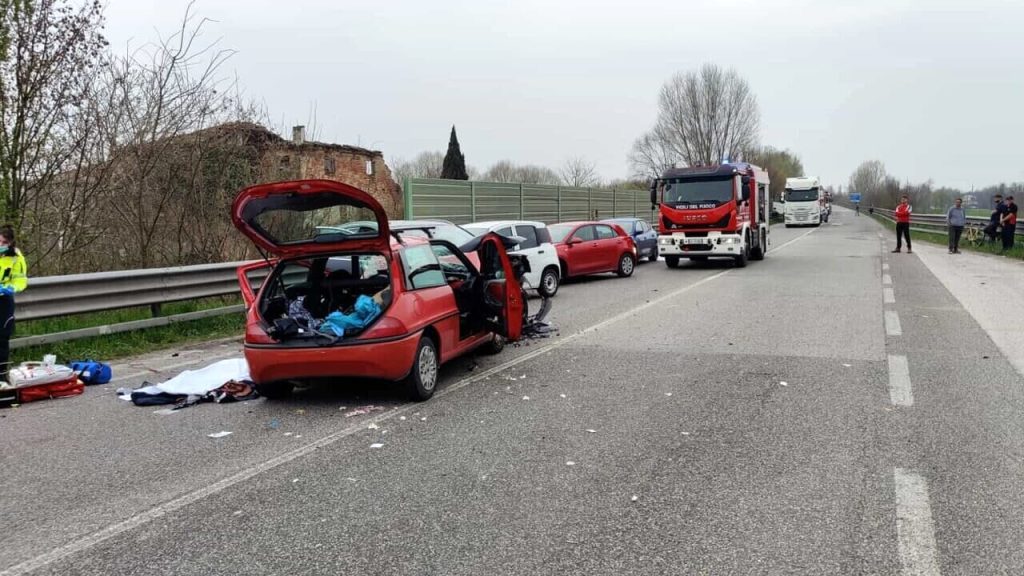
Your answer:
(850, 193), (862, 203)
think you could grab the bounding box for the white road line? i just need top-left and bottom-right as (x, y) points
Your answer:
(883, 263), (890, 271)
(894, 468), (942, 575)
(883, 274), (893, 285)
(1, 230), (821, 576)
(885, 310), (903, 336)
(884, 288), (896, 304)
(888, 354), (913, 406)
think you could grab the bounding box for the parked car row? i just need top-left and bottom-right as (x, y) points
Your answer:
(231, 179), (659, 403)
(465, 217), (657, 297)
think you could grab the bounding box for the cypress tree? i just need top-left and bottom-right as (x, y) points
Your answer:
(441, 126), (469, 180)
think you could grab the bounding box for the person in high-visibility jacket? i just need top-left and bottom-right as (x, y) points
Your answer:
(0, 225), (27, 383)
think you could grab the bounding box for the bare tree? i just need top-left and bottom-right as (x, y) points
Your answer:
(0, 0), (107, 224)
(848, 160), (888, 206)
(630, 64), (760, 176)
(483, 160), (560, 185)
(99, 3), (240, 268)
(559, 156), (600, 187)
(628, 131), (676, 181)
(390, 150), (445, 185)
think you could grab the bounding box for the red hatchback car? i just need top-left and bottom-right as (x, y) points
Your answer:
(548, 221), (638, 279)
(232, 180), (524, 401)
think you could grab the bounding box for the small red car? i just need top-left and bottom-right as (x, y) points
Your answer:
(548, 221), (638, 279)
(232, 180), (524, 401)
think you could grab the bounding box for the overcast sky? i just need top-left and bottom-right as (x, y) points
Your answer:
(104, 0), (1024, 191)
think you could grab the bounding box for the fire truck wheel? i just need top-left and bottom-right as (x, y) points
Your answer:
(751, 231), (766, 260)
(665, 256), (680, 268)
(734, 240), (749, 268)
(616, 253), (636, 277)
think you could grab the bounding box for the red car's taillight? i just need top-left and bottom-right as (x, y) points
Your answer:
(360, 316), (409, 339)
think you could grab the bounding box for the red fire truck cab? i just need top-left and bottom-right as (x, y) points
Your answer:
(649, 162), (771, 268)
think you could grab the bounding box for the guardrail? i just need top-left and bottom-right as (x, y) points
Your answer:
(11, 261), (270, 350)
(872, 208), (1024, 237)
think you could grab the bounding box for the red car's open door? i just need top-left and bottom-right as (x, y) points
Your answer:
(236, 261), (273, 308)
(477, 233), (524, 341)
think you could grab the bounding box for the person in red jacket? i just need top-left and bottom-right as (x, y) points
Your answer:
(892, 195), (912, 254)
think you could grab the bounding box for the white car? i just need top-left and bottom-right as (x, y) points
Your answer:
(464, 220), (561, 297)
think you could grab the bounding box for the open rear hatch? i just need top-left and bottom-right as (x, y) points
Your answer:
(232, 180), (394, 344)
(232, 179), (391, 258)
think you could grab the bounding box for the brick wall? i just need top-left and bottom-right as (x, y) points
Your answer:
(258, 146), (403, 218)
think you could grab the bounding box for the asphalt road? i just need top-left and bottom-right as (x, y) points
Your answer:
(2, 209), (1022, 575)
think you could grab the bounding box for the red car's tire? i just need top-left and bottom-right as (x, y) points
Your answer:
(405, 336), (439, 401)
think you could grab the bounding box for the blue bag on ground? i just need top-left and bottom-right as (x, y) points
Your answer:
(71, 360), (113, 385)
(321, 295), (382, 337)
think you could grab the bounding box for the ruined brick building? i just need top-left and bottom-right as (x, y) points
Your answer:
(233, 123), (403, 217)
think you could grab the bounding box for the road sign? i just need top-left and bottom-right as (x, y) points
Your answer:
(850, 193), (861, 203)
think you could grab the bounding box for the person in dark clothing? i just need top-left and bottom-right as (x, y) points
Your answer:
(946, 197), (967, 254)
(1000, 196), (1018, 253)
(985, 194), (1006, 242)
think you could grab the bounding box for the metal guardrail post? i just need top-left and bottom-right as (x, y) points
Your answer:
(520, 183), (525, 220)
(557, 186), (562, 221)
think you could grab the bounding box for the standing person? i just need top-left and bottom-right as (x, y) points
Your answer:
(999, 195), (1018, 253)
(946, 197), (967, 254)
(985, 194), (1005, 242)
(892, 195), (913, 254)
(0, 226), (27, 383)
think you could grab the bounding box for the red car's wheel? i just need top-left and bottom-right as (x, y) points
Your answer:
(405, 336), (439, 401)
(616, 253), (636, 277)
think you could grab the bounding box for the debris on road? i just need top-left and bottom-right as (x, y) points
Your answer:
(631, 495), (639, 502)
(566, 461), (576, 466)
(343, 405), (385, 418)
(842, 363), (852, 367)
(681, 432), (691, 436)
(665, 392), (673, 397)
(586, 429), (597, 434)
(522, 396), (531, 401)
(369, 443), (384, 449)
(120, 358), (257, 409)
(399, 416), (406, 421)
(779, 381), (789, 387)
(207, 431), (232, 439)
(367, 423), (380, 430)
(269, 419), (281, 429)
(560, 394), (567, 399)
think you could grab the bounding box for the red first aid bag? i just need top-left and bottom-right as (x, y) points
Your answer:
(17, 378), (84, 403)
(11, 362), (84, 403)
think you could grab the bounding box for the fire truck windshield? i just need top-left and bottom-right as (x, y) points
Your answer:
(663, 178), (734, 205)
(785, 188), (819, 202)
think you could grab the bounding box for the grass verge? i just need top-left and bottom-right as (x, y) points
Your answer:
(12, 296), (245, 365)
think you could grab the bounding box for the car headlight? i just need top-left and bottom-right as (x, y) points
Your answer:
(659, 237), (672, 245)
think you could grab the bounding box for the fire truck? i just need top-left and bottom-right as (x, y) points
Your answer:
(649, 162), (771, 268)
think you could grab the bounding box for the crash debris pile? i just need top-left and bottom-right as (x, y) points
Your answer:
(269, 287), (387, 342)
(118, 358), (258, 410)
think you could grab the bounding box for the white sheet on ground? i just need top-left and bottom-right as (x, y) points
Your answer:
(119, 358), (250, 400)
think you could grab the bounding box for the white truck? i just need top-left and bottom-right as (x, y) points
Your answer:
(783, 176), (825, 227)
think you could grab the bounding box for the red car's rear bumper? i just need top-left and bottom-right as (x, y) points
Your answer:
(244, 332), (420, 383)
